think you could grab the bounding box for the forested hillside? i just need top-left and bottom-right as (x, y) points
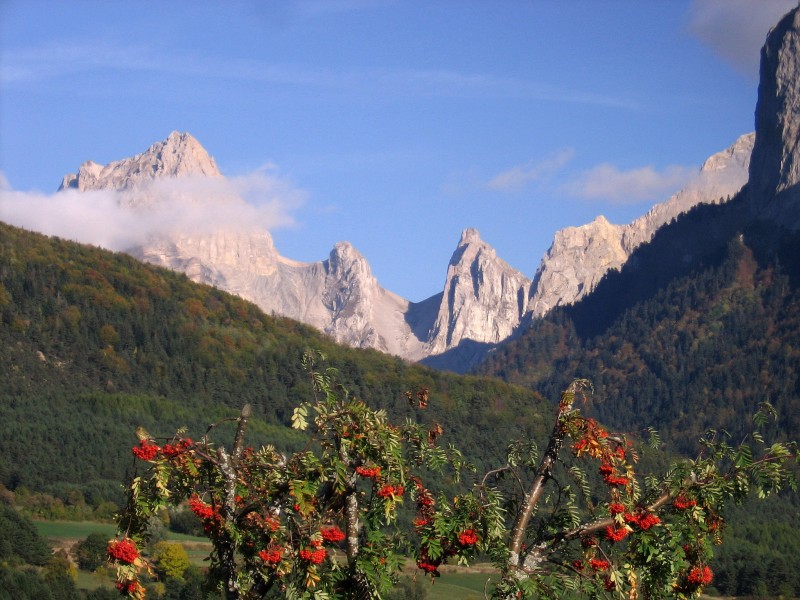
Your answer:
(0, 222), (549, 507)
(3, 210), (799, 596)
(478, 193), (800, 595)
(479, 193), (800, 449)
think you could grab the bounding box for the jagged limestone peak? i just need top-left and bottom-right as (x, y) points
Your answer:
(58, 131), (221, 192)
(425, 230), (531, 357)
(459, 227), (482, 245)
(528, 133), (754, 319)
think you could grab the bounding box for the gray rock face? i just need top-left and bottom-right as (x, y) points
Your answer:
(528, 133), (754, 318)
(749, 6), (800, 226)
(131, 223), (429, 359)
(528, 216), (626, 317)
(61, 132), (429, 357)
(425, 228), (531, 356)
(57, 130), (756, 369)
(58, 131), (220, 191)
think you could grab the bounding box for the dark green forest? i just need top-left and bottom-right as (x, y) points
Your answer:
(0, 221), (548, 507)
(3, 202), (800, 596)
(478, 192), (800, 595)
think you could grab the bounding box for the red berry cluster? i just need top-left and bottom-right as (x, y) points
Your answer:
(107, 538), (139, 564)
(672, 494), (698, 510)
(131, 440), (159, 461)
(416, 545), (442, 576)
(412, 479), (435, 530)
(355, 465), (381, 478)
(417, 559), (439, 574)
(457, 529), (478, 546)
(604, 525), (629, 543)
(687, 565), (713, 585)
(188, 495), (222, 533)
(599, 462), (629, 487)
(320, 525), (346, 543)
(608, 502), (625, 515)
(188, 495), (215, 520)
(589, 558), (610, 571)
(624, 510), (660, 531)
(675, 563), (714, 593)
(161, 438), (193, 458)
(258, 547), (283, 565)
(377, 483), (404, 498)
(115, 579), (143, 595)
(299, 546), (327, 564)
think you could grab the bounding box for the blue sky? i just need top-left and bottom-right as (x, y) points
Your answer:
(0, 0), (795, 301)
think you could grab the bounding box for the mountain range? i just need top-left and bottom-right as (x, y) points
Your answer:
(3, 6), (800, 596)
(55, 130), (754, 372)
(479, 6), (800, 447)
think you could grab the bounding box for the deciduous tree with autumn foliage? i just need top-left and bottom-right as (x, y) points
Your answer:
(110, 356), (797, 600)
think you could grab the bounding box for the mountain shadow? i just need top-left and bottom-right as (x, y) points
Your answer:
(477, 187), (800, 452)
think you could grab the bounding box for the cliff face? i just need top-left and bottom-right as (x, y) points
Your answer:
(749, 6), (800, 227)
(56, 128), (757, 368)
(135, 230), (430, 357)
(528, 216), (627, 317)
(528, 133), (754, 318)
(425, 228), (531, 356)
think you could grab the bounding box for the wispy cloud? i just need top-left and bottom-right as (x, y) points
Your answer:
(1, 38), (637, 109)
(688, 0), (796, 78)
(562, 163), (695, 205)
(0, 40), (158, 85)
(487, 149), (575, 193)
(0, 168), (306, 251)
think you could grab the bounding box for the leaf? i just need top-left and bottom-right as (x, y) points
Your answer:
(733, 445), (753, 468)
(291, 405), (309, 431)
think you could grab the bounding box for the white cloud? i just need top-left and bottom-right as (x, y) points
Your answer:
(688, 0), (797, 78)
(0, 168), (306, 251)
(563, 163), (695, 205)
(486, 149), (575, 193)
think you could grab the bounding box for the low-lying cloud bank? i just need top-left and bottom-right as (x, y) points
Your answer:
(0, 167), (307, 251)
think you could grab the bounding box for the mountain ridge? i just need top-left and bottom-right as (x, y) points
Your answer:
(50, 130), (753, 369)
(477, 3), (800, 444)
(58, 131), (221, 192)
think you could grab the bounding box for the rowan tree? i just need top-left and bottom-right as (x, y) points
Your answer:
(110, 359), (798, 600)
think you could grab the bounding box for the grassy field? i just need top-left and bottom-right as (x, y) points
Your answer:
(34, 519), (118, 540)
(34, 519), (214, 592)
(34, 519), (208, 544)
(427, 569), (497, 600)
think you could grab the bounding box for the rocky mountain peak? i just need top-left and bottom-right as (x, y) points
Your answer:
(58, 131), (220, 192)
(528, 133), (753, 319)
(528, 216), (626, 317)
(702, 133), (754, 172)
(425, 229), (531, 359)
(50, 121), (761, 373)
(459, 227), (481, 244)
(326, 242), (372, 282)
(749, 5), (800, 226)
